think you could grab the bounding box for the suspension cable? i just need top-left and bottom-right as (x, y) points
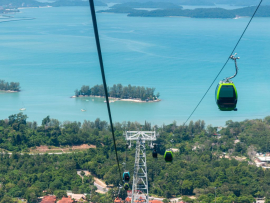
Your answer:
(88, 0), (122, 183)
(184, 0), (263, 126)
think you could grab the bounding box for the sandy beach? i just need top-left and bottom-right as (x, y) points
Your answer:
(71, 95), (161, 103)
(0, 90), (19, 93)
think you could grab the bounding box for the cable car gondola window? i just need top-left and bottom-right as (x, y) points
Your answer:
(220, 85), (235, 98)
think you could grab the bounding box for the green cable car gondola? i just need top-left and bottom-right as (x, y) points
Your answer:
(215, 54), (240, 111)
(164, 150), (173, 162)
(124, 183), (129, 190)
(216, 82), (238, 111)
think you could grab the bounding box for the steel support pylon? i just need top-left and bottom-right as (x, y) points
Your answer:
(125, 131), (156, 203)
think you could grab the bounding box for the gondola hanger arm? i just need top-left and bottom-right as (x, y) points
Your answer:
(225, 53), (240, 82)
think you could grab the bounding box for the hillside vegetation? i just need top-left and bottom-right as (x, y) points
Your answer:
(1, 113), (270, 202)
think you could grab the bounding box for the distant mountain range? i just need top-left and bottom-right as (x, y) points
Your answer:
(0, 0), (106, 9)
(1, 0), (269, 9)
(111, 2), (183, 9)
(99, 0), (270, 6)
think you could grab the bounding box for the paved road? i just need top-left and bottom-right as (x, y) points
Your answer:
(94, 182), (109, 193)
(76, 170), (109, 193)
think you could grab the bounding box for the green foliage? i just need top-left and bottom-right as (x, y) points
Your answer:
(1, 114), (270, 201)
(0, 79), (20, 91)
(54, 190), (67, 199)
(0, 151), (94, 201)
(0, 113), (112, 151)
(42, 116), (51, 126)
(162, 199), (170, 203)
(75, 84), (158, 101)
(0, 196), (17, 203)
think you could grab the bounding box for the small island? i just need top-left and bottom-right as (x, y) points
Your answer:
(0, 79), (20, 92)
(73, 84), (160, 102)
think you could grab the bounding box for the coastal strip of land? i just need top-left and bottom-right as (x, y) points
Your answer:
(0, 90), (19, 93)
(98, 5), (270, 18)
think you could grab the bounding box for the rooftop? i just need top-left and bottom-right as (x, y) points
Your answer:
(114, 197), (122, 203)
(41, 195), (56, 203)
(257, 156), (270, 162)
(58, 196), (74, 203)
(149, 200), (163, 203)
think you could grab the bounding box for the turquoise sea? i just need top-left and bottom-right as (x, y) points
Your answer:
(0, 5), (270, 126)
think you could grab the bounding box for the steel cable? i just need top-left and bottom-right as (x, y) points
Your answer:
(184, 0), (263, 125)
(88, 0), (123, 184)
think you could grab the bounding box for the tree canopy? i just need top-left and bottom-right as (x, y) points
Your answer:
(1, 114), (270, 202)
(0, 80), (20, 92)
(75, 84), (159, 101)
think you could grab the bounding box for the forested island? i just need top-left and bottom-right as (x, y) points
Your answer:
(111, 2), (182, 9)
(74, 84), (160, 102)
(0, 79), (20, 92)
(211, 0), (270, 6)
(99, 5), (270, 18)
(1, 113), (270, 202)
(50, 0), (106, 7)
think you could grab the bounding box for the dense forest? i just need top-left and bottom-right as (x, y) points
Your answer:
(99, 5), (270, 18)
(1, 113), (270, 202)
(74, 84), (159, 101)
(0, 79), (20, 92)
(0, 152), (94, 202)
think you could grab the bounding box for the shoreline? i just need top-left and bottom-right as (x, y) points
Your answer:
(71, 95), (161, 103)
(18, 6), (52, 9)
(0, 90), (20, 93)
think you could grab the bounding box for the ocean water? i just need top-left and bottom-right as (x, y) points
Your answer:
(0, 6), (270, 126)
